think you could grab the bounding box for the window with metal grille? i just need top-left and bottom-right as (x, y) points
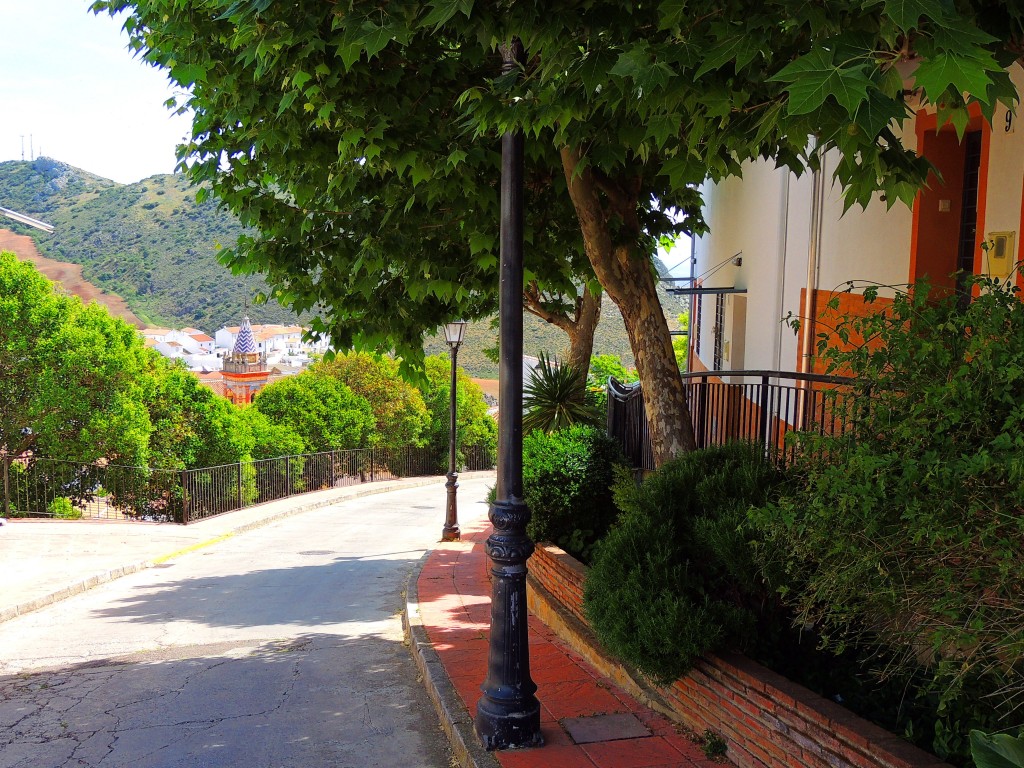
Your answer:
(713, 294), (725, 370)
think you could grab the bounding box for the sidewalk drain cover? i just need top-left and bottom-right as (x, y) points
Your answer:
(562, 713), (650, 744)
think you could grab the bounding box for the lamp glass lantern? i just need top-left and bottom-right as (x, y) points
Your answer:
(443, 320), (468, 348)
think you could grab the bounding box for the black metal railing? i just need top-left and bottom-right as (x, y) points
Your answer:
(1, 458), (182, 521)
(2, 444), (497, 523)
(607, 370), (856, 471)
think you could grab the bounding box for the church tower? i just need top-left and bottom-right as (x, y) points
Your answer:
(221, 316), (269, 405)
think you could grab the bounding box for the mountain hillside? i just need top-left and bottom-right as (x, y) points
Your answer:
(0, 158), (684, 376)
(0, 158), (295, 329)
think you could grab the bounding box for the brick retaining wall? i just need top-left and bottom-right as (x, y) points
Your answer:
(528, 543), (950, 768)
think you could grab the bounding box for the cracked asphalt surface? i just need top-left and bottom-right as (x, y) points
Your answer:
(0, 478), (494, 768)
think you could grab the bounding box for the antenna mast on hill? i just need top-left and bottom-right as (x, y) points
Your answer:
(19, 135), (24, 161)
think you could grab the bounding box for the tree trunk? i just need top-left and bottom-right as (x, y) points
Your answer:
(523, 281), (601, 371)
(560, 147), (697, 465)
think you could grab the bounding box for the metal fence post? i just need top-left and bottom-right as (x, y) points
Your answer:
(758, 374), (771, 455)
(3, 455), (9, 518)
(180, 470), (189, 524)
(286, 456), (291, 497)
(237, 462), (243, 510)
(369, 448), (375, 482)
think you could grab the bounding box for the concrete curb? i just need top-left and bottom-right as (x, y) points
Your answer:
(0, 561), (153, 623)
(404, 552), (500, 768)
(1, 475), (454, 625)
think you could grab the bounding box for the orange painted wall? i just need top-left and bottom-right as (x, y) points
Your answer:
(798, 289), (894, 376)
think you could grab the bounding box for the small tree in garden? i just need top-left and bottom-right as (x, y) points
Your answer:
(314, 352), (430, 447)
(752, 277), (1024, 708)
(252, 372), (375, 452)
(421, 355), (497, 467)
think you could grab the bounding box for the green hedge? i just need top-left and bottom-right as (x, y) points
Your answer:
(584, 443), (784, 684)
(521, 425), (625, 562)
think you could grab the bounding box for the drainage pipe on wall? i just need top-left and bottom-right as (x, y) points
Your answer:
(798, 142), (827, 431)
(773, 170), (791, 373)
(800, 141), (826, 376)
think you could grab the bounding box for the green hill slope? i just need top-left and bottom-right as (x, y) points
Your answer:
(0, 158), (684, 376)
(0, 158), (295, 329)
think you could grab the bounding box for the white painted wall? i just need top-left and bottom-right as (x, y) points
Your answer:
(982, 65), (1024, 268)
(816, 151), (916, 296)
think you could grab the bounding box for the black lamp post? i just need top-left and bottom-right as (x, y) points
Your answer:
(474, 39), (543, 751)
(441, 319), (467, 542)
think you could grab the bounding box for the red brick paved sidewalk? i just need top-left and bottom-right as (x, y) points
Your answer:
(416, 516), (721, 768)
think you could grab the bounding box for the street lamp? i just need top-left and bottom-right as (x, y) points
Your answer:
(2, 427), (32, 518)
(474, 39), (543, 751)
(441, 319), (468, 542)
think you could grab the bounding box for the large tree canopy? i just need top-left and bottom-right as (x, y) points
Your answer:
(0, 251), (263, 473)
(0, 250), (154, 466)
(96, 0), (1022, 464)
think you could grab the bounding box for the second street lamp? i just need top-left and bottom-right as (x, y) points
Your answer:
(441, 319), (467, 542)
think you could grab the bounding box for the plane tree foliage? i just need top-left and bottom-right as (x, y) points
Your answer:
(96, 0), (1022, 465)
(94, 0), (595, 366)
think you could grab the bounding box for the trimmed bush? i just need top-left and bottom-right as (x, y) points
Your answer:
(585, 443), (784, 684)
(522, 425), (625, 562)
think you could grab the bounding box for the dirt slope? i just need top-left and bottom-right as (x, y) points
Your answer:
(0, 229), (144, 328)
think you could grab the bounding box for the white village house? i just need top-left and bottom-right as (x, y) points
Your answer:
(689, 66), (1024, 382)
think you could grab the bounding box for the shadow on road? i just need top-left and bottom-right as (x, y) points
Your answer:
(87, 551), (426, 630)
(0, 632), (450, 768)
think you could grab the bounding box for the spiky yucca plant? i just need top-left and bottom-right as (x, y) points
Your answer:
(523, 352), (602, 434)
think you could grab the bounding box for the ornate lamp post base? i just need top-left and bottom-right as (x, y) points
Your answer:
(475, 497), (543, 750)
(441, 470), (460, 541)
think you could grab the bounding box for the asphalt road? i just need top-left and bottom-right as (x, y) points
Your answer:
(0, 478), (495, 768)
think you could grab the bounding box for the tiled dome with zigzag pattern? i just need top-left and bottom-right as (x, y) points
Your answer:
(233, 316), (258, 355)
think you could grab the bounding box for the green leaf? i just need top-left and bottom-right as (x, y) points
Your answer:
(359, 22), (393, 59)
(970, 730), (1024, 768)
(170, 62), (207, 87)
(771, 47), (873, 116)
(658, 0), (687, 30)
(468, 231), (494, 254)
(695, 36), (759, 79)
(853, 90), (906, 138)
(410, 162), (432, 187)
(645, 114), (679, 148)
(292, 70), (312, 90)
(576, 50), (615, 92)
(913, 51), (999, 103)
(421, 0), (461, 29)
(277, 90), (299, 116)
(446, 148), (468, 168)
(609, 44), (650, 80)
(882, 0), (943, 31)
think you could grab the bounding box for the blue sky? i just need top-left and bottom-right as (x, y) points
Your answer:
(0, 0), (192, 184)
